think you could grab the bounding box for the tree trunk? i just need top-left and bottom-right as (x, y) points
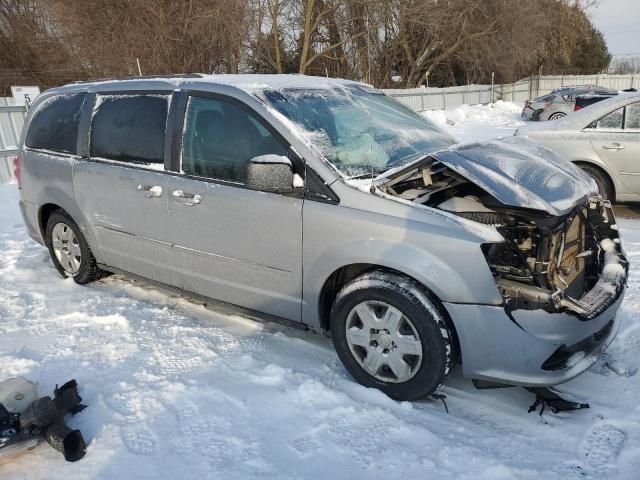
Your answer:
(299, 0), (315, 74)
(268, 0), (283, 73)
(348, 1), (370, 82)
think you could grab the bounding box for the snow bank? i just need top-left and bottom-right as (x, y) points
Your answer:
(422, 101), (525, 143)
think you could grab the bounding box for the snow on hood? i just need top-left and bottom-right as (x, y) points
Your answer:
(430, 136), (597, 216)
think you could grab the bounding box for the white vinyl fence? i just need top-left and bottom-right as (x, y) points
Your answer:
(0, 98), (26, 184)
(383, 74), (639, 111)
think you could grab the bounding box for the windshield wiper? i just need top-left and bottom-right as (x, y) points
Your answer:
(347, 169), (388, 180)
(346, 153), (433, 181)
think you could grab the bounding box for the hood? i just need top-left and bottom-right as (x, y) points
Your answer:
(426, 136), (596, 216)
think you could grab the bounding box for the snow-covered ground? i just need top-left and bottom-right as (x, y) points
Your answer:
(1, 104), (640, 479)
(422, 100), (525, 143)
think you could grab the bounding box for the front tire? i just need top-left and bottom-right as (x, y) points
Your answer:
(45, 210), (105, 284)
(330, 271), (452, 401)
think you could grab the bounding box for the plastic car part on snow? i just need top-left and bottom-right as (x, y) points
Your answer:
(0, 379), (87, 462)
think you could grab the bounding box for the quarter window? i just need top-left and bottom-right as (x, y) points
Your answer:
(625, 103), (640, 130)
(25, 94), (85, 154)
(90, 94), (168, 165)
(181, 96), (288, 184)
(592, 107), (624, 130)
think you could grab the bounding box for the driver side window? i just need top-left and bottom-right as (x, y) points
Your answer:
(181, 96), (288, 184)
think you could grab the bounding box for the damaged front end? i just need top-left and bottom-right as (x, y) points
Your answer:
(375, 138), (628, 321)
(481, 198), (627, 320)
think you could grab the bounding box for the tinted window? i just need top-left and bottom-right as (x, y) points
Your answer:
(181, 96), (288, 183)
(625, 103), (640, 129)
(25, 94), (84, 154)
(91, 95), (168, 164)
(595, 108), (623, 129)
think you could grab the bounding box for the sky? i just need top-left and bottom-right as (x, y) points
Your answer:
(588, 0), (640, 58)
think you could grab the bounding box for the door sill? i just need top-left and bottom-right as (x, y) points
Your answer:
(98, 264), (310, 333)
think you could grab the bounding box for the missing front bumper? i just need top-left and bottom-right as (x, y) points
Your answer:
(492, 198), (627, 321)
(497, 247), (627, 321)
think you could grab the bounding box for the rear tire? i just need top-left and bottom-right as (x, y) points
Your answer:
(532, 109), (544, 121)
(330, 271), (452, 401)
(578, 164), (614, 202)
(45, 210), (105, 284)
(548, 112), (566, 120)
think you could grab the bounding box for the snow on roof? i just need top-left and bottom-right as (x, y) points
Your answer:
(57, 74), (370, 94)
(190, 74), (370, 91)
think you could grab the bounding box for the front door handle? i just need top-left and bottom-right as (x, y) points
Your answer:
(137, 184), (163, 198)
(602, 143), (625, 150)
(172, 189), (202, 206)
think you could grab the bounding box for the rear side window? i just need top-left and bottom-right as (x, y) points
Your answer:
(625, 103), (640, 130)
(91, 94), (168, 165)
(25, 94), (85, 154)
(592, 107), (623, 130)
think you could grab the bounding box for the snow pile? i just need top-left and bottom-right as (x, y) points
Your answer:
(422, 101), (525, 143)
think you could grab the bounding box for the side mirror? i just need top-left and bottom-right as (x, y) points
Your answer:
(246, 155), (297, 192)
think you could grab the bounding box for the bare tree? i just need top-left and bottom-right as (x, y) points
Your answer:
(49, 0), (251, 77)
(0, 0), (83, 94)
(296, 0), (364, 74)
(0, 0), (611, 92)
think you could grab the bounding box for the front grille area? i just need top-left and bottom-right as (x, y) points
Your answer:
(560, 214), (586, 284)
(548, 213), (587, 297)
(488, 198), (626, 319)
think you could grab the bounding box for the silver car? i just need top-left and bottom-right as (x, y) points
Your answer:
(15, 75), (627, 400)
(522, 85), (617, 121)
(516, 91), (640, 202)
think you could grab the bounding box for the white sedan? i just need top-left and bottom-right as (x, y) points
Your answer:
(515, 91), (640, 202)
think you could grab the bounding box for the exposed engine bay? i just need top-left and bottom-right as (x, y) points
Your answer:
(377, 157), (628, 319)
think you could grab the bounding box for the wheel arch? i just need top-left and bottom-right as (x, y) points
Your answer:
(38, 203), (63, 239)
(317, 263), (461, 362)
(573, 160), (616, 200)
(36, 198), (103, 264)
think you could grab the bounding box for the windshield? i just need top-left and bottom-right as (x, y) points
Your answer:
(259, 86), (455, 177)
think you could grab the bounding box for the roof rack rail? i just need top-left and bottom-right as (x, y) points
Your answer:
(71, 73), (203, 85)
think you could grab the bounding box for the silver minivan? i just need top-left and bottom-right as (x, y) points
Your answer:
(15, 75), (627, 400)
